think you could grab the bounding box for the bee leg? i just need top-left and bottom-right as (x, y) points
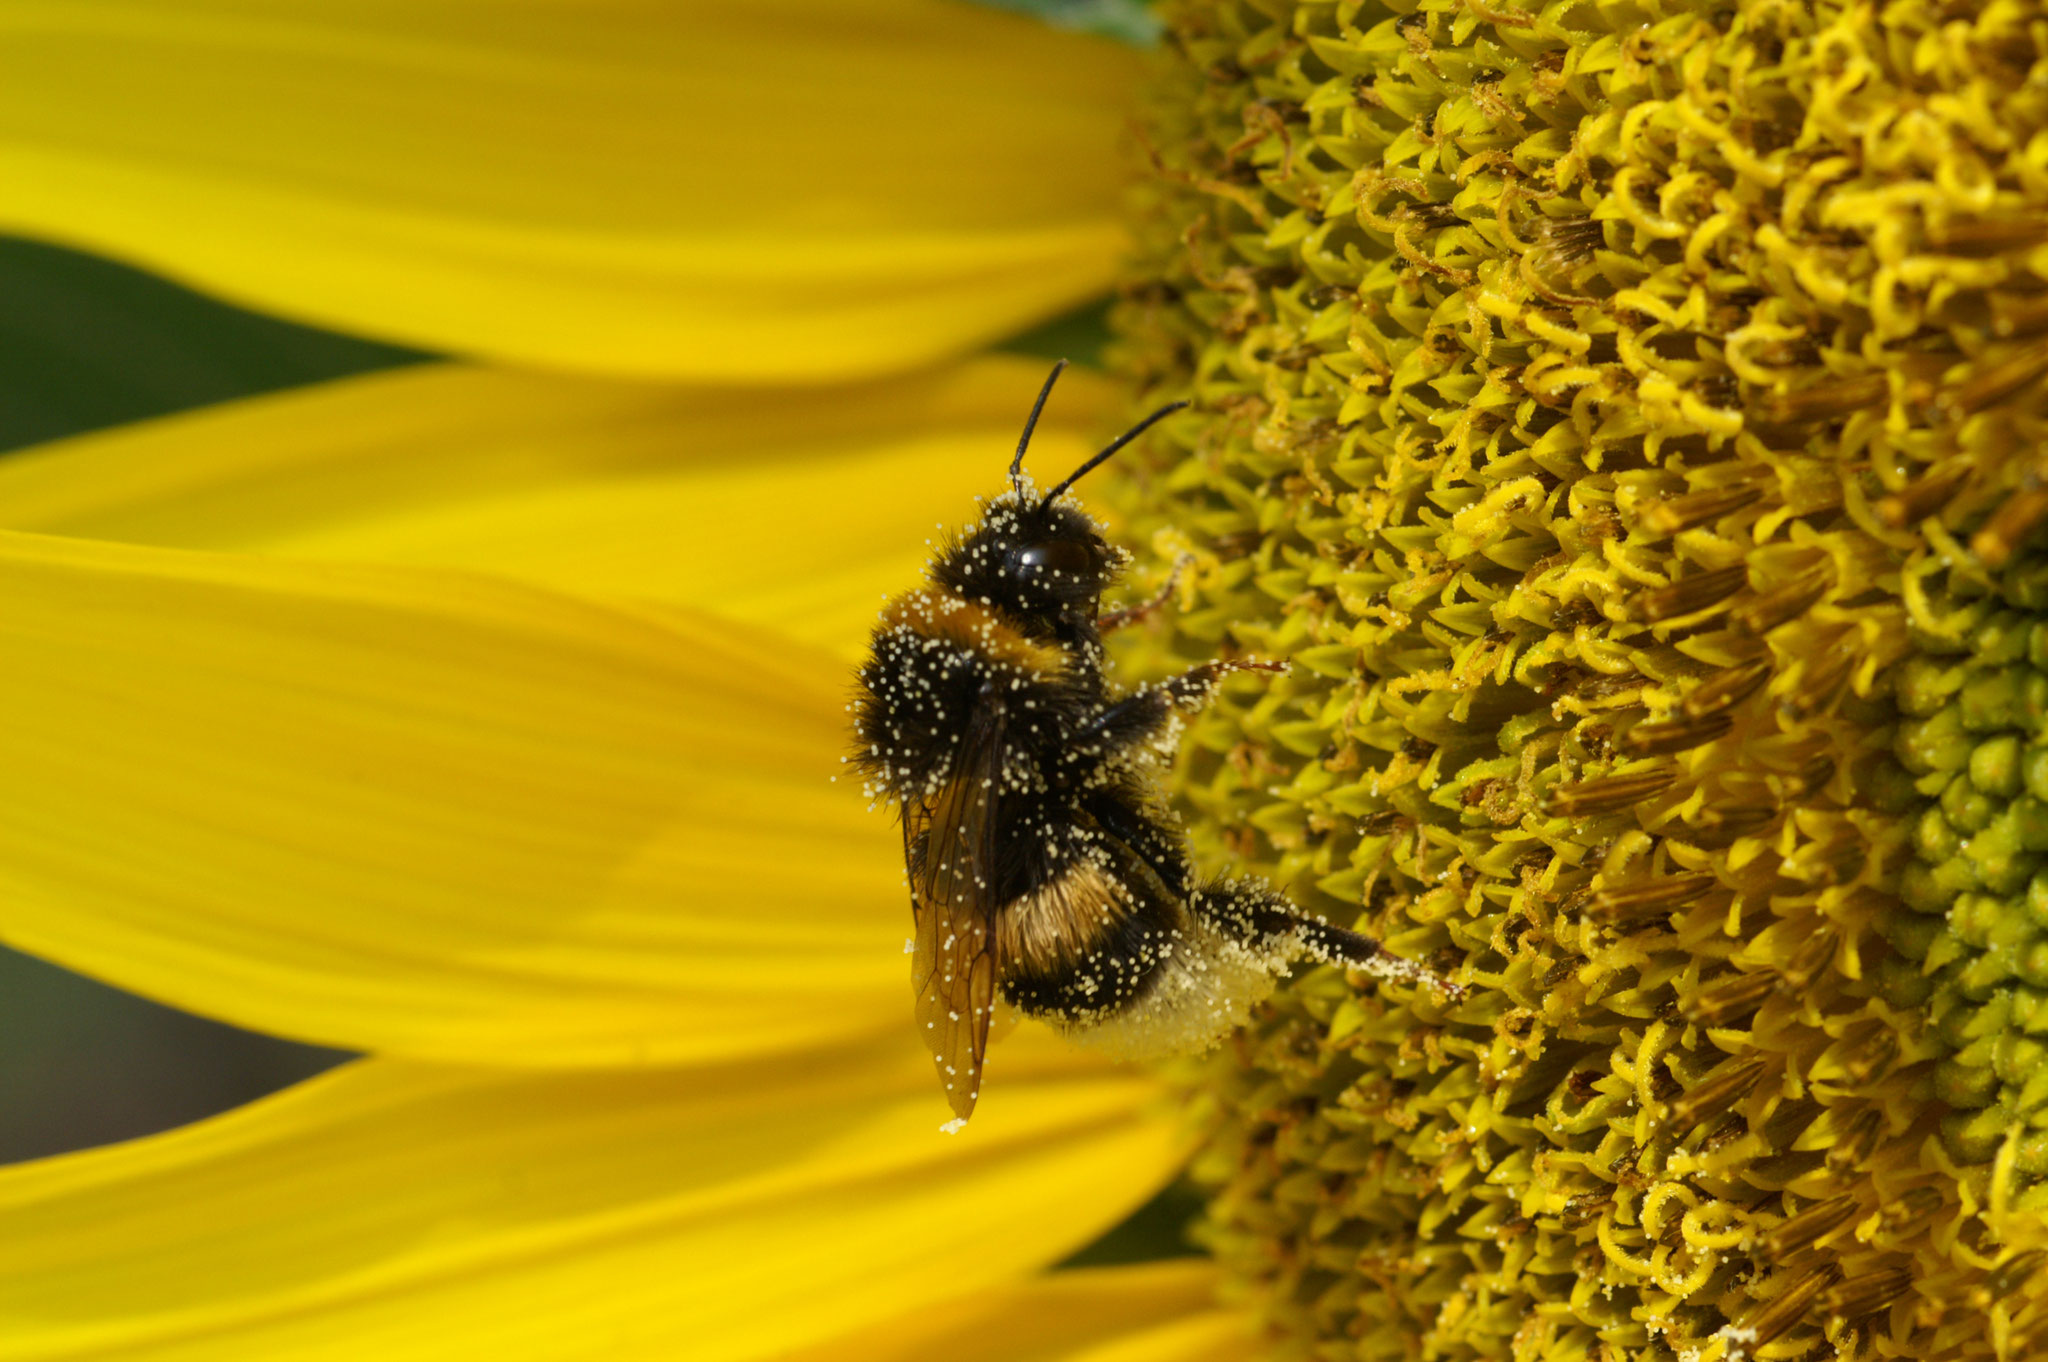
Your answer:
(1068, 658), (1285, 769)
(1097, 554), (1193, 634)
(1191, 878), (1466, 1002)
(1160, 658), (1287, 704)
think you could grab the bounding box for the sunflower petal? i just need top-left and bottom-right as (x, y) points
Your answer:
(0, 529), (908, 1063)
(0, 1029), (1185, 1362)
(0, 357), (1123, 660)
(1056, 1314), (1254, 1362)
(778, 1261), (1250, 1362)
(0, 1), (1139, 379)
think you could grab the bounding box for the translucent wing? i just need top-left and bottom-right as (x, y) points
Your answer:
(902, 690), (1006, 1123)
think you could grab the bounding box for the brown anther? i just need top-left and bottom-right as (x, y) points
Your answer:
(1932, 216), (2048, 254)
(1936, 337), (2048, 420)
(1584, 872), (1718, 922)
(1778, 928), (1838, 990)
(1622, 712), (1734, 755)
(1751, 372), (1888, 425)
(1785, 754), (1838, 797)
(1824, 1108), (1882, 1173)
(1876, 460), (1976, 527)
(1762, 1195), (1860, 1260)
(1639, 484), (1763, 536)
(1682, 969), (1778, 1026)
(1545, 767), (1677, 816)
(1971, 484), (2048, 567)
(1835, 1026), (1900, 1085)
(1732, 563), (1834, 635)
(1992, 288), (2048, 338)
(1671, 1056), (1768, 1129)
(1878, 1185), (1946, 1234)
(1673, 803), (1778, 850)
(1636, 564), (1749, 622)
(1741, 1264), (1843, 1347)
(1819, 1267), (1913, 1319)
(1782, 635), (1862, 718)
(1986, 1247), (2048, 1297)
(1682, 658), (1772, 717)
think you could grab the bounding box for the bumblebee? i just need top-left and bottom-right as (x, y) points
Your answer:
(852, 363), (1461, 1127)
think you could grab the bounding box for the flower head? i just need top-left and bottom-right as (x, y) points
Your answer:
(1112, 0), (2048, 1356)
(6, 0), (2048, 1359)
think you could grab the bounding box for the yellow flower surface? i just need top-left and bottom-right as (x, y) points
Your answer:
(11, 0), (2048, 1358)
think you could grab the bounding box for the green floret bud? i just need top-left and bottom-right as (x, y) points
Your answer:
(1938, 1057), (2004, 1110)
(1974, 734), (2026, 800)
(1897, 655), (1964, 718)
(1885, 910), (1946, 963)
(1947, 1107), (2025, 1165)
(1902, 566), (2048, 1186)
(2026, 873), (2048, 931)
(1974, 822), (2038, 897)
(1974, 612), (2035, 669)
(1899, 705), (1973, 775)
(1900, 860), (1958, 915)
(1942, 777), (1997, 837)
(2017, 797), (2048, 853)
(2011, 987), (2048, 1037)
(1962, 666), (2043, 734)
(1952, 894), (2014, 951)
(1918, 803), (1965, 863)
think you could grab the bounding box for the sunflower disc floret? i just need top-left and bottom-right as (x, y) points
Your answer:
(1111, 0), (2048, 1357)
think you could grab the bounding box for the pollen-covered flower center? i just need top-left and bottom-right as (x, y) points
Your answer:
(1112, 0), (2048, 1356)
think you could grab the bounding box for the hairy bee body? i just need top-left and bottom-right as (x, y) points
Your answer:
(851, 366), (1456, 1126)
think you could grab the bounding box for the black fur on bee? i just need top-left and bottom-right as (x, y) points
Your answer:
(850, 361), (1462, 1126)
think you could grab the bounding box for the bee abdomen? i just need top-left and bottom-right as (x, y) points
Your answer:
(995, 856), (1180, 1019)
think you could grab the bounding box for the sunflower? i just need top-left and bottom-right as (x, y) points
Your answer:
(5, 0), (2048, 1360)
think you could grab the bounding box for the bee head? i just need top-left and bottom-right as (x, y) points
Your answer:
(930, 362), (1185, 637)
(935, 494), (1129, 628)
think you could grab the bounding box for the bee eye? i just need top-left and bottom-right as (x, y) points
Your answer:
(1013, 541), (1098, 578)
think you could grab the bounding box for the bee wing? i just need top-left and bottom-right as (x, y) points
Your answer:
(903, 692), (1007, 1123)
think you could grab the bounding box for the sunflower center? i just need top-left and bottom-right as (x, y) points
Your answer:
(1109, 0), (2048, 1355)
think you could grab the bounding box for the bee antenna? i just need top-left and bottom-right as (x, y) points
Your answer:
(1009, 359), (1069, 496)
(1040, 399), (1190, 508)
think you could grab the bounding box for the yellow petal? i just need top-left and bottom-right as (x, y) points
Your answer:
(0, 356), (1124, 661)
(779, 1261), (1252, 1362)
(0, 1), (1139, 379)
(0, 528), (908, 1064)
(1058, 1314), (1254, 1362)
(0, 1028), (1185, 1362)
